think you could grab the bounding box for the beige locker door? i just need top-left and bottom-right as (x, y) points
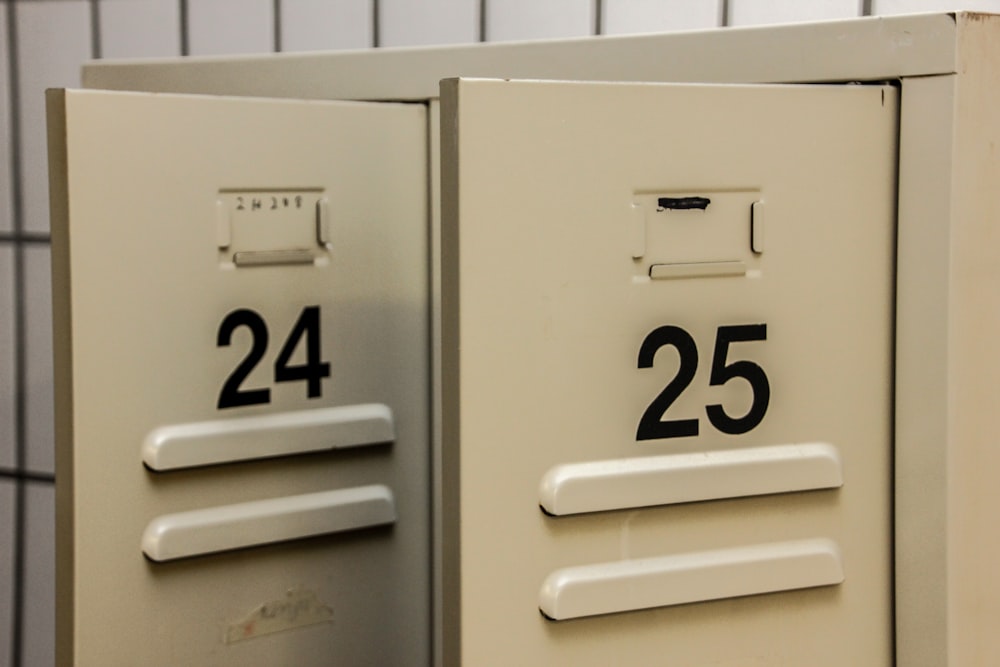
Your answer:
(48, 90), (429, 666)
(440, 78), (897, 665)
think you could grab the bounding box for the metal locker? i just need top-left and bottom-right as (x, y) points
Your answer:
(439, 77), (895, 665)
(52, 11), (1000, 667)
(48, 90), (431, 665)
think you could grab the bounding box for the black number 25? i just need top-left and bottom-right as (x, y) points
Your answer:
(217, 306), (331, 409)
(636, 324), (770, 441)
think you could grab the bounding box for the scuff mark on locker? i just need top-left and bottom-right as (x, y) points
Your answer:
(619, 511), (640, 560)
(225, 587), (333, 643)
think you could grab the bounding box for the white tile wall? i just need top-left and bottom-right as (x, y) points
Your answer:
(280, 0), (372, 51)
(0, 7), (12, 235)
(23, 246), (51, 476)
(98, 0), (181, 59)
(2, 1), (991, 664)
(873, 0), (1000, 13)
(19, 483), (53, 667)
(729, 0), (863, 25)
(187, 0), (274, 55)
(485, 0), (595, 41)
(378, 0), (479, 46)
(14, 0), (91, 235)
(0, 246), (13, 470)
(603, 0), (723, 35)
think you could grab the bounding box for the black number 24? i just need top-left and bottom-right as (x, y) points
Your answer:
(217, 306), (331, 409)
(636, 324), (770, 440)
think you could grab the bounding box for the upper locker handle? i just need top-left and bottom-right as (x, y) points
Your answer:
(143, 403), (395, 471)
(539, 443), (843, 516)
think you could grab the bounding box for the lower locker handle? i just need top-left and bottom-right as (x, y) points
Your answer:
(141, 485), (396, 562)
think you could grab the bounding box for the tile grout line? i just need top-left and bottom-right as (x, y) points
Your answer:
(0, 233), (49, 244)
(272, 0), (281, 52)
(0, 469), (54, 484)
(179, 0), (188, 56)
(5, 0), (26, 663)
(89, 0), (100, 59)
(478, 0), (486, 42)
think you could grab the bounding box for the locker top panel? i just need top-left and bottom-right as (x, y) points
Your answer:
(80, 12), (967, 102)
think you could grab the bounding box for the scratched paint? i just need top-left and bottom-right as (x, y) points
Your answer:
(225, 588), (333, 643)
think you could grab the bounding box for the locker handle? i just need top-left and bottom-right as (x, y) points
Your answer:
(539, 443), (842, 516)
(143, 403), (394, 471)
(142, 485), (396, 562)
(539, 538), (844, 620)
